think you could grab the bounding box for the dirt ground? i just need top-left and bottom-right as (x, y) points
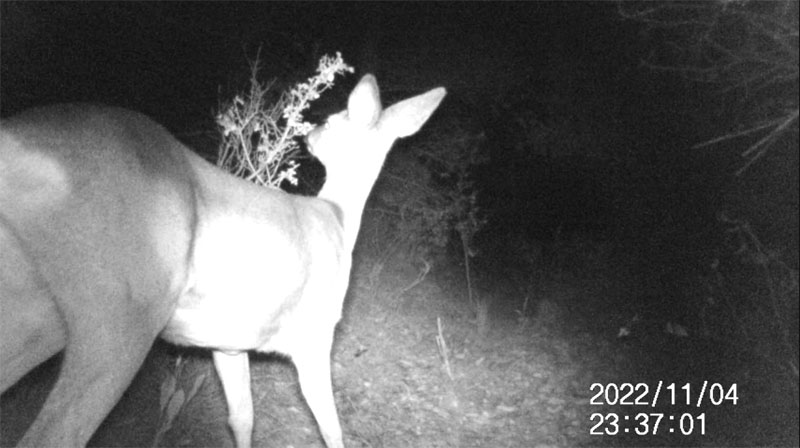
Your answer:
(2, 258), (797, 447)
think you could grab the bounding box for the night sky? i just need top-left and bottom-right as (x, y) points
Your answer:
(1, 3), (680, 128)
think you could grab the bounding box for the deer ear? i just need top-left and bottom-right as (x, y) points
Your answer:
(347, 74), (382, 127)
(381, 87), (446, 138)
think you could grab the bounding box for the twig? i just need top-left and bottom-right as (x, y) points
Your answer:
(390, 259), (431, 301)
(435, 317), (454, 381)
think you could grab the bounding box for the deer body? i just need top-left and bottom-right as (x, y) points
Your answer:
(0, 75), (445, 447)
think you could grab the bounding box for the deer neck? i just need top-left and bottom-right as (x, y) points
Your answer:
(316, 158), (385, 252)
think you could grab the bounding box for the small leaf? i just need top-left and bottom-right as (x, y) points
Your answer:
(166, 390), (185, 421)
(160, 374), (177, 412)
(187, 374), (207, 402)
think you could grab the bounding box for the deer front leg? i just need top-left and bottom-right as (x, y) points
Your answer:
(294, 343), (344, 448)
(213, 350), (254, 448)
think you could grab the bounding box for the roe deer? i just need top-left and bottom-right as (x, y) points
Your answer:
(0, 74), (446, 447)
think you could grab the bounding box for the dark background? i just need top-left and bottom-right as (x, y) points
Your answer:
(2, 2), (795, 260)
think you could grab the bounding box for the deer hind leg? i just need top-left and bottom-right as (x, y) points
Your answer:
(213, 350), (253, 448)
(0, 279), (65, 393)
(0, 225), (66, 393)
(17, 285), (164, 447)
(293, 338), (343, 448)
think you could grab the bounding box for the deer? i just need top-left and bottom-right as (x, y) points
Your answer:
(0, 74), (446, 447)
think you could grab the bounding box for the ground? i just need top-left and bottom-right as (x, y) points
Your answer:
(1, 257), (797, 447)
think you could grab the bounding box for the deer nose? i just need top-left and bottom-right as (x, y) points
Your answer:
(305, 128), (321, 155)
